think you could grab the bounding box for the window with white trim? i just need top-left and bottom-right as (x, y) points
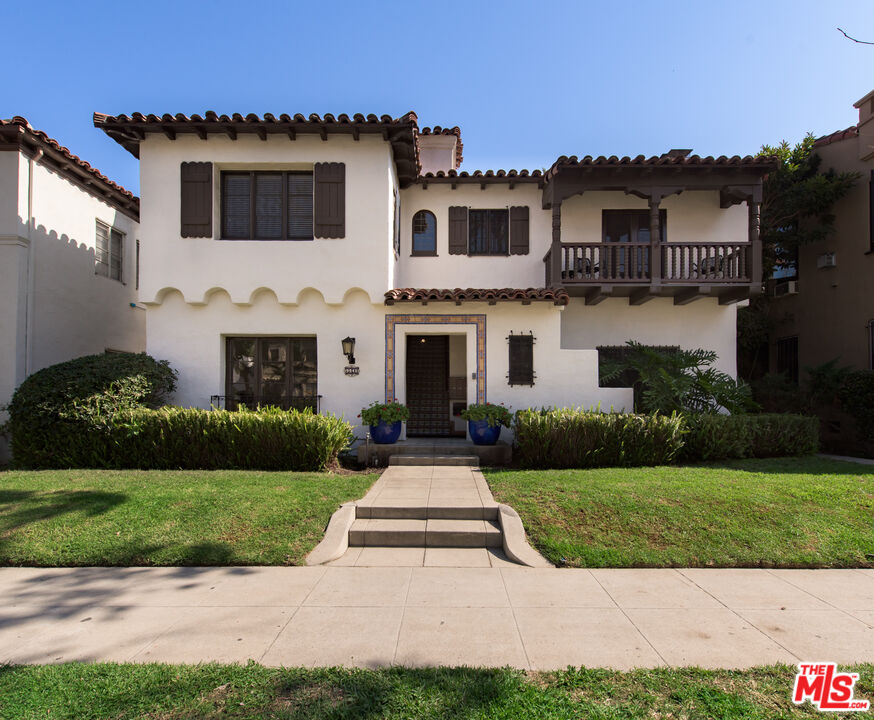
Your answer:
(95, 220), (124, 282)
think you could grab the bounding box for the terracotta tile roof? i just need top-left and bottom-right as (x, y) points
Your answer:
(94, 111), (421, 187)
(419, 125), (463, 167)
(0, 116), (139, 219)
(546, 153), (775, 179)
(419, 168), (544, 186)
(385, 287), (569, 306)
(813, 125), (859, 148)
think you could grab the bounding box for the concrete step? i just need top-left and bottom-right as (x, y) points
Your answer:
(389, 455), (479, 466)
(356, 503), (499, 521)
(349, 518), (502, 548)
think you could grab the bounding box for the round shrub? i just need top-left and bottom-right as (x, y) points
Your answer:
(4, 352), (177, 468)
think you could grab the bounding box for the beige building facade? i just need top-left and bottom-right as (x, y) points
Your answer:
(769, 91), (874, 378)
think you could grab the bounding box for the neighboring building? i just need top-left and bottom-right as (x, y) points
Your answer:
(768, 90), (874, 378)
(0, 118), (144, 460)
(94, 110), (770, 440)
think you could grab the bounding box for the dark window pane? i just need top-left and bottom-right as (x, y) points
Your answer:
(95, 222), (109, 276)
(260, 339), (288, 404)
(223, 174), (251, 238)
(292, 338), (318, 397)
(110, 229), (123, 281)
(228, 338), (257, 408)
(255, 174), (283, 239)
(468, 209), (508, 255)
(287, 172), (313, 240)
(488, 209), (508, 254)
(412, 210), (436, 254)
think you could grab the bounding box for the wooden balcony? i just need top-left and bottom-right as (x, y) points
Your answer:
(544, 241), (758, 305)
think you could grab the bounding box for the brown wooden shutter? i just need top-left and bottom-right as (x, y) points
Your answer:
(313, 162), (345, 238)
(509, 206), (529, 255)
(180, 162), (212, 237)
(448, 206), (468, 255)
(508, 334), (534, 386)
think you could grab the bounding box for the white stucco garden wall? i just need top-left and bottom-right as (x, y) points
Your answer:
(138, 134), (397, 306)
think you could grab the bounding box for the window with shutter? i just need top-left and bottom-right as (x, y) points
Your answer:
(313, 162), (345, 238)
(180, 162), (213, 238)
(448, 206), (468, 255)
(509, 206), (529, 255)
(508, 334), (534, 386)
(95, 220), (124, 282)
(221, 171), (314, 240)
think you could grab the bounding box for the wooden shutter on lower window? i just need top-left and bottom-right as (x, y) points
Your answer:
(313, 162), (345, 238)
(508, 334), (534, 386)
(180, 162), (213, 237)
(509, 206), (529, 255)
(448, 206), (468, 255)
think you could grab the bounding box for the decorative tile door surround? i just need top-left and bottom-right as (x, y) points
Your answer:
(384, 314), (486, 404)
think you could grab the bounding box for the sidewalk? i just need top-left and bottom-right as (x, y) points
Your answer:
(2, 566), (873, 669)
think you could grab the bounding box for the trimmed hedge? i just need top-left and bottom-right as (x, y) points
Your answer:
(4, 352), (176, 468)
(513, 408), (686, 469)
(16, 406), (352, 472)
(680, 413), (819, 461)
(513, 409), (819, 469)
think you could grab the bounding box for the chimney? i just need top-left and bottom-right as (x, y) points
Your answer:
(417, 128), (461, 175)
(666, 148), (693, 159)
(853, 89), (874, 161)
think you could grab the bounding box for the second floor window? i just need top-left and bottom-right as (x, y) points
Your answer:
(469, 209), (508, 255)
(412, 210), (437, 255)
(95, 220), (123, 282)
(221, 171), (313, 240)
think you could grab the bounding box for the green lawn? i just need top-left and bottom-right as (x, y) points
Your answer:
(0, 470), (376, 567)
(485, 457), (874, 568)
(3, 662), (871, 719)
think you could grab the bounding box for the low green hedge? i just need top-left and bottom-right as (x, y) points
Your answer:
(513, 409), (818, 469)
(27, 406), (352, 472)
(680, 413), (819, 461)
(513, 408), (686, 469)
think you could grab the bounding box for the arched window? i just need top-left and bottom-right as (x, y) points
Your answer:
(411, 210), (437, 256)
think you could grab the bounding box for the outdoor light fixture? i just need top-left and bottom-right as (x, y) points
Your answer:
(341, 336), (356, 364)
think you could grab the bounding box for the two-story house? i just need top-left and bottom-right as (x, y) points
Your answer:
(768, 90), (874, 380)
(0, 118), (144, 461)
(94, 110), (771, 440)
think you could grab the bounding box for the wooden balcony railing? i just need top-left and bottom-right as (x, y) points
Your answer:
(544, 242), (752, 286)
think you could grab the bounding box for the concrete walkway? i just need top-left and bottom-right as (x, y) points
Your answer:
(2, 566), (873, 669)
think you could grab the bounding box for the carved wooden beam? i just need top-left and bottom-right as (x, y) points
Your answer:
(629, 288), (654, 305)
(256, 126), (267, 141)
(584, 286), (612, 305)
(717, 287), (750, 305)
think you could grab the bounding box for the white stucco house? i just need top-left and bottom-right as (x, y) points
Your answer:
(0, 118), (144, 460)
(92, 110), (771, 442)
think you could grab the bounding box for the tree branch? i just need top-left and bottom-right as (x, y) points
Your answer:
(837, 27), (874, 45)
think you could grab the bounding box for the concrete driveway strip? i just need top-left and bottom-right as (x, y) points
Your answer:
(1, 566), (872, 669)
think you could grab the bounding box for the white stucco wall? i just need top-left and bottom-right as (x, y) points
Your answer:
(396, 186), (749, 289)
(138, 133), (397, 305)
(560, 297), (738, 377)
(146, 290), (633, 440)
(0, 149), (145, 461)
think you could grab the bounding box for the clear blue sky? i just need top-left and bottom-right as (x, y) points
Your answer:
(3, 0), (872, 195)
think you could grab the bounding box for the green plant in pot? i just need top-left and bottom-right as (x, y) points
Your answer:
(360, 400), (410, 444)
(461, 402), (512, 446)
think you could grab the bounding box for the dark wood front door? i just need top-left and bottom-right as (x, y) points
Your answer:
(406, 335), (450, 437)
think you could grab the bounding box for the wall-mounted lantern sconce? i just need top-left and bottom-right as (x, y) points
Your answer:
(341, 336), (356, 365)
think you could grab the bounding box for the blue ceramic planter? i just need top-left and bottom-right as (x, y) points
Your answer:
(468, 419), (502, 446)
(370, 420), (402, 444)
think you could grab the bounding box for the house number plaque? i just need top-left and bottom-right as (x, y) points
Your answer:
(344, 366), (360, 376)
